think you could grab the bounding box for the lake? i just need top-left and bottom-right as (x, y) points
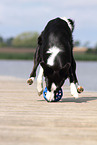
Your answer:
(0, 60), (97, 92)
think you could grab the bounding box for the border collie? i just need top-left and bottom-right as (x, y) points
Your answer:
(27, 17), (84, 101)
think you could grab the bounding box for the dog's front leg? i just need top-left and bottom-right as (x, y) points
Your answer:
(70, 83), (78, 98)
(37, 66), (43, 96)
(27, 47), (40, 85)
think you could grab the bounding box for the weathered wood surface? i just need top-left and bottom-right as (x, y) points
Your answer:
(0, 76), (97, 145)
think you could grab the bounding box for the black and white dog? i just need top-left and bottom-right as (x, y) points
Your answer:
(27, 17), (84, 101)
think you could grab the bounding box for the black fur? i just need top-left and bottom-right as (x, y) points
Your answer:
(29, 17), (79, 92)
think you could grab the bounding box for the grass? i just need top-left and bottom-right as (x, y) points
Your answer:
(0, 52), (97, 61)
(74, 53), (97, 61)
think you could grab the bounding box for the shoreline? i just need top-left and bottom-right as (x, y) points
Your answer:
(0, 47), (97, 61)
(0, 75), (97, 92)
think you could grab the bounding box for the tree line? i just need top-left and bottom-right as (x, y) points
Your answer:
(0, 32), (39, 49)
(74, 40), (97, 54)
(0, 31), (97, 54)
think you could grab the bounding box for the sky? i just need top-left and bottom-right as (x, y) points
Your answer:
(0, 0), (97, 47)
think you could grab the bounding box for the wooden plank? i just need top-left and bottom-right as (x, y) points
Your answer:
(0, 77), (97, 145)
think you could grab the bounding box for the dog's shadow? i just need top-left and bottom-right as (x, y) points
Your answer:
(38, 96), (97, 103)
(61, 96), (97, 103)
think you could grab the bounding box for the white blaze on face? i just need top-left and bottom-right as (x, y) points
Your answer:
(47, 46), (61, 66)
(46, 83), (57, 102)
(46, 46), (60, 101)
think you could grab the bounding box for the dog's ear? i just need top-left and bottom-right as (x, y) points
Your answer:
(59, 63), (71, 77)
(40, 61), (54, 76)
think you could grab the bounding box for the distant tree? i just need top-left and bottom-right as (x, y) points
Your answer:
(0, 36), (3, 43)
(83, 41), (90, 48)
(12, 32), (39, 48)
(86, 42), (97, 54)
(6, 37), (14, 46)
(94, 43), (97, 53)
(74, 40), (81, 47)
(94, 43), (97, 49)
(0, 36), (7, 47)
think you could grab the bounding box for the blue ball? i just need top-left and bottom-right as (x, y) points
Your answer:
(43, 87), (63, 102)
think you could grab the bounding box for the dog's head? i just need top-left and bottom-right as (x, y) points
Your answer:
(40, 62), (70, 101)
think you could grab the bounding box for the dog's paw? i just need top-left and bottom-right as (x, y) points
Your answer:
(77, 86), (84, 93)
(27, 77), (34, 85)
(38, 90), (43, 96)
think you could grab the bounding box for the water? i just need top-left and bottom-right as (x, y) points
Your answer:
(76, 61), (97, 92)
(0, 60), (97, 92)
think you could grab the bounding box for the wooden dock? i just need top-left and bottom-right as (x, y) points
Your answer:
(0, 76), (97, 145)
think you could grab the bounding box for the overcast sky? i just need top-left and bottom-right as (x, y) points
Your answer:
(0, 0), (97, 46)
